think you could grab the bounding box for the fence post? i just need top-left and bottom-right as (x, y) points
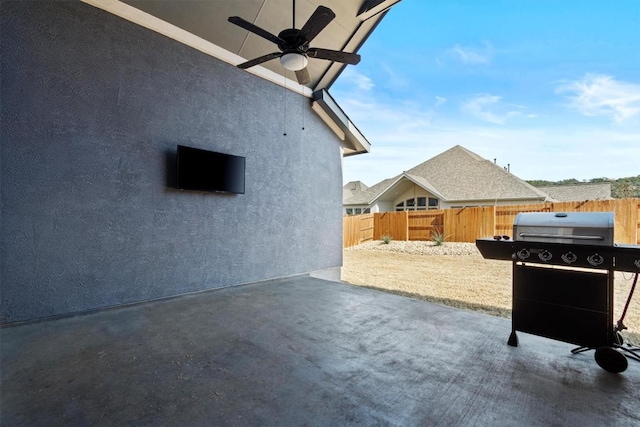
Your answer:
(493, 205), (497, 237)
(404, 210), (409, 241)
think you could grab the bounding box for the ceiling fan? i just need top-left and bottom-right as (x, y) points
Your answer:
(228, 1), (361, 85)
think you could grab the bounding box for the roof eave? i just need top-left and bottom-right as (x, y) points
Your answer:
(366, 175), (408, 205)
(445, 196), (550, 204)
(311, 89), (371, 155)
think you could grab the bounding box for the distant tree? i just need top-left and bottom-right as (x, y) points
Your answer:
(527, 175), (640, 199)
(611, 176), (640, 198)
(557, 178), (581, 186)
(527, 180), (557, 187)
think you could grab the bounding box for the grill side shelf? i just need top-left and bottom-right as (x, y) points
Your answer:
(613, 245), (640, 273)
(475, 238), (514, 261)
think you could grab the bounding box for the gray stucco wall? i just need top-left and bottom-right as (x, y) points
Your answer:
(1, 0), (343, 323)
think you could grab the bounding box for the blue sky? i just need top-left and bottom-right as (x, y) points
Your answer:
(331, 0), (640, 186)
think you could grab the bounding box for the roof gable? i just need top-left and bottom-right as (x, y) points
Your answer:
(344, 173), (446, 205)
(405, 145), (549, 201)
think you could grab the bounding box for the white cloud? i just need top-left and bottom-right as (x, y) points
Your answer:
(462, 95), (522, 124)
(448, 43), (492, 65)
(337, 96), (434, 138)
(332, 74), (639, 187)
(435, 96), (447, 107)
(338, 68), (375, 91)
(380, 63), (410, 89)
(556, 74), (640, 123)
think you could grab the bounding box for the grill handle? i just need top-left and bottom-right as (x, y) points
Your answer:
(518, 233), (604, 241)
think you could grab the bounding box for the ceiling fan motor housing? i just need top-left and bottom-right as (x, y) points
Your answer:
(277, 29), (309, 53)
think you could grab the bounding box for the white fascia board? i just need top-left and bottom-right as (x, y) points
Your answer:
(357, 0), (403, 21)
(446, 196), (548, 205)
(403, 173), (447, 200)
(367, 175), (407, 205)
(311, 102), (346, 141)
(368, 173), (448, 205)
(82, 0), (313, 98)
(311, 90), (371, 155)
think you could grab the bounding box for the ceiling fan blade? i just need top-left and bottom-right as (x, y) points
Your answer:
(298, 6), (335, 43)
(295, 68), (311, 85)
(228, 16), (285, 45)
(307, 48), (361, 65)
(237, 52), (282, 69)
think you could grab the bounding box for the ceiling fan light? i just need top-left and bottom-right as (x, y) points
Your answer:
(280, 52), (308, 71)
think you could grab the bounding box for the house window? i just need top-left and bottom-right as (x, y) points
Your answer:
(346, 207), (369, 216)
(416, 197), (427, 211)
(396, 197), (439, 211)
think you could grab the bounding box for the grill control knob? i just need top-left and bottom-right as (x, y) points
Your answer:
(587, 253), (604, 267)
(517, 249), (530, 260)
(538, 250), (553, 262)
(561, 252), (577, 264)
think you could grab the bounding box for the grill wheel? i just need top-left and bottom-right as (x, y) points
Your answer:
(594, 347), (628, 373)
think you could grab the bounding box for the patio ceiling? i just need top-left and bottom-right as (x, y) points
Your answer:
(85, 0), (401, 93)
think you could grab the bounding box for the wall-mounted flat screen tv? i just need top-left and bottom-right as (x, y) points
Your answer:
(176, 145), (245, 194)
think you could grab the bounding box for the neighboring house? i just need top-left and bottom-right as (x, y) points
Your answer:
(536, 183), (612, 202)
(344, 145), (553, 214)
(1, 1), (399, 324)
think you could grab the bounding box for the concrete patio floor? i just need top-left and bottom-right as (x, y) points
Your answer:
(2, 276), (639, 426)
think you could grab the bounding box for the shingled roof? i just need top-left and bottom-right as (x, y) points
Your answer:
(343, 181), (369, 202)
(344, 145), (551, 205)
(344, 177), (399, 205)
(405, 145), (549, 202)
(537, 183), (612, 202)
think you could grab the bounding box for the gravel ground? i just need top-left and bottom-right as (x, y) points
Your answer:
(345, 240), (480, 256)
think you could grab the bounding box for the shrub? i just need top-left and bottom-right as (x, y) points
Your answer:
(431, 230), (447, 246)
(381, 234), (392, 244)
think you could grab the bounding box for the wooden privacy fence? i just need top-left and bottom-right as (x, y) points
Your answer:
(343, 198), (640, 248)
(343, 213), (374, 247)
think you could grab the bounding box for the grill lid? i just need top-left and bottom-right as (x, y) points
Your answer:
(513, 212), (614, 246)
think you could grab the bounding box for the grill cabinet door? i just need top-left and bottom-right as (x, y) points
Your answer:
(513, 265), (611, 347)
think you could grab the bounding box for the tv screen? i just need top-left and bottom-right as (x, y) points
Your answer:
(176, 145), (245, 194)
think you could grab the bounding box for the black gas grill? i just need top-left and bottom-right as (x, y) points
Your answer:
(477, 211), (640, 373)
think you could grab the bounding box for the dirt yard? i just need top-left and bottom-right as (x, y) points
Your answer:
(342, 241), (640, 345)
